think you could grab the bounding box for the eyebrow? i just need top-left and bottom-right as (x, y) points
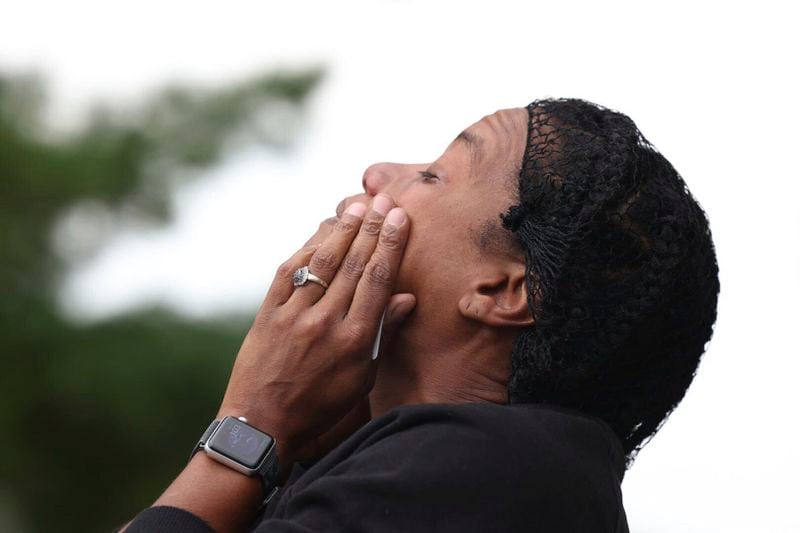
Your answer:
(454, 129), (483, 150)
(453, 129), (485, 167)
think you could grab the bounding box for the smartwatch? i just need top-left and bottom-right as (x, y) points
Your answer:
(192, 416), (280, 503)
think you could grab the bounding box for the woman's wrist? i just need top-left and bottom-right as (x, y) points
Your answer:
(151, 407), (301, 533)
(215, 403), (301, 481)
(153, 452), (264, 533)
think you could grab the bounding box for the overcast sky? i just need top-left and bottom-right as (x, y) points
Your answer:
(3, 1), (798, 531)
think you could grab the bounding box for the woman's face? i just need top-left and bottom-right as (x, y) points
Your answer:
(336, 107), (528, 333)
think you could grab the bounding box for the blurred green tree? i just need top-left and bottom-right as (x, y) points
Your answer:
(0, 68), (323, 532)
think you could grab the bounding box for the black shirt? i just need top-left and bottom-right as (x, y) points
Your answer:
(127, 402), (628, 532)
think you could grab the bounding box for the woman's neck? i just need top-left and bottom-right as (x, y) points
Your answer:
(368, 325), (512, 419)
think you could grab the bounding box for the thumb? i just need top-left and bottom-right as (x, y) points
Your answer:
(368, 293), (416, 363)
(383, 293), (417, 333)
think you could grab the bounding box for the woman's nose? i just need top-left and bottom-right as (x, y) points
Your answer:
(362, 162), (393, 196)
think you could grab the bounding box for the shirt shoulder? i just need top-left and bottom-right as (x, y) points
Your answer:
(262, 402), (627, 533)
(338, 402), (626, 487)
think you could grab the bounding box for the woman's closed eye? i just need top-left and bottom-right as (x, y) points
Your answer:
(418, 170), (440, 183)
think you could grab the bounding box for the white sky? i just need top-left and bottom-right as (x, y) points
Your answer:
(2, 1), (799, 531)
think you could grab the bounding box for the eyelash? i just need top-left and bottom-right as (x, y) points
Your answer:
(418, 170), (439, 183)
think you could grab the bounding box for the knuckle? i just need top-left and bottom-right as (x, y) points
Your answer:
(298, 311), (331, 335)
(341, 254), (366, 279)
(361, 216), (383, 236)
(338, 333), (360, 354)
(251, 308), (273, 331)
(334, 218), (358, 234)
(310, 249), (338, 271)
(277, 260), (296, 280)
(319, 217), (337, 229)
(365, 260), (392, 286)
(316, 308), (334, 326)
(344, 322), (369, 346)
(297, 320), (320, 337)
(379, 224), (404, 250)
(269, 309), (298, 332)
(311, 218), (336, 239)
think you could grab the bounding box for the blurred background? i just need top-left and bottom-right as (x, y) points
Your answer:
(1, 1), (798, 531)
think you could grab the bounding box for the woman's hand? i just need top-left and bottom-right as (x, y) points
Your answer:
(217, 193), (416, 468)
(130, 194), (415, 533)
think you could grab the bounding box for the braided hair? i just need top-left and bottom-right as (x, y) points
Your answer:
(501, 99), (719, 466)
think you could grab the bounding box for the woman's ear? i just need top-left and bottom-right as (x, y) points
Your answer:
(457, 261), (534, 328)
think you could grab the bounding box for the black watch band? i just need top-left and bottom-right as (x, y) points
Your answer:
(192, 418), (281, 505)
(192, 420), (221, 457)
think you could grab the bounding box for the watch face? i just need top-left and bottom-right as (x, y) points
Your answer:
(208, 417), (273, 468)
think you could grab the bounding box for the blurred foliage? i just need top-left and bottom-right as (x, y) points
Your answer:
(0, 67), (322, 532)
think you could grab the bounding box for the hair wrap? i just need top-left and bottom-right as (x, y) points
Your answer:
(502, 99), (720, 466)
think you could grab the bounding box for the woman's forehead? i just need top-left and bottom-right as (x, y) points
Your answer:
(468, 107), (528, 136)
(453, 107), (528, 179)
(459, 108), (527, 154)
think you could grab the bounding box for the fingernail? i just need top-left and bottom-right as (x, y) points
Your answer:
(384, 207), (406, 227)
(345, 202), (367, 217)
(371, 194), (393, 216)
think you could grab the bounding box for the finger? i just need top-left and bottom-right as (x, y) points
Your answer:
(383, 293), (417, 331)
(371, 293), (416, 360)
(262, 244), (321, 309)
(346, 207), (410, 332)
(303, 216), (338, 248)
(319, 194), (395, 312)
(288, 202), (368, 307)
(261, 214), (338, 309)
(262, 211), (347, 309)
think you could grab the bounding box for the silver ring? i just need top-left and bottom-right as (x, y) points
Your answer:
(292, 266), (329, 290)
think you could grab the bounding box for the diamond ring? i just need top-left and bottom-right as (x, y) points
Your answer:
(292, 266), (329, 290)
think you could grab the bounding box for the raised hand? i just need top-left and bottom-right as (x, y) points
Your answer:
(218, 193), (416, 468)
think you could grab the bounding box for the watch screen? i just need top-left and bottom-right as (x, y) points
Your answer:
(208, 417), (273, 468)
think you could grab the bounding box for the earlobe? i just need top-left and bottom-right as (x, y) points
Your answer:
(458, 265), (534, 328)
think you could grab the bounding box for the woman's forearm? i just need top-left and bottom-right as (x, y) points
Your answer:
(150, 452), (264, 533)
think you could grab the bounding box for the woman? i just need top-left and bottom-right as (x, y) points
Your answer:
(124, 99), (719, 532)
